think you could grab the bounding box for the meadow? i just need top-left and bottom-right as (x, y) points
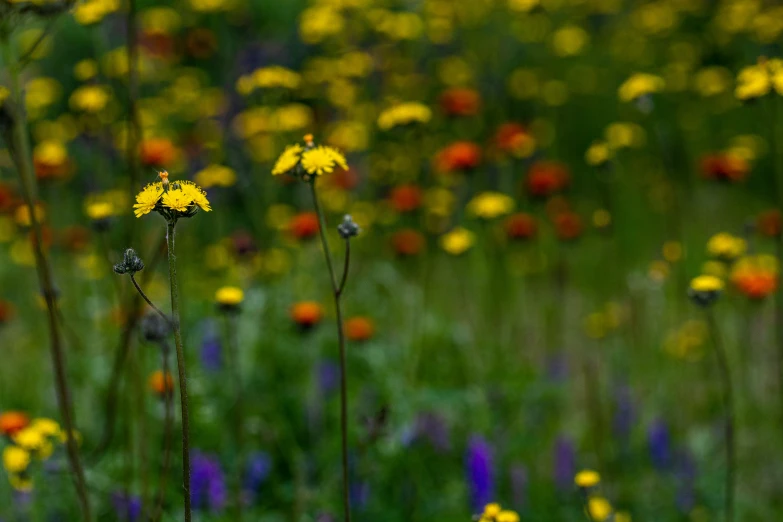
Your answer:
(0, 0), (782, 521)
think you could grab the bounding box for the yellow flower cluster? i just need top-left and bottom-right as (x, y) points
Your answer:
(735, 58), (783, 100)
(271, 137), (348, 178)
(706, 232), (747, 261)
(440, 227), (475, 255)
(477, 502), (520, 522)
(215, 286), (244, 307)
(466, 192), (515, 219)
(73, 0), (121, 25)
(194, 164), (237, 188)
(618, 73), (665, 102)
(133, 179), (212, 219)
(573, 470), (631, 522)
(3, 418), (64, 492)
(236, 66), (302, 95)
(377, 102), (432, 130)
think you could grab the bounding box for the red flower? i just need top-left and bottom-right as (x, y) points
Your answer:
(700, 153), (749, 183)
(288, 212), (320, 240)
(0, 411), (29, 437)
(439, 88), (481, 116)
(732, 272), (777, 299)
(526, 161), (570, 198)
(434, 141), (482, 173)
(495, 123), (532, 154)
(391, 229), (425, 256)
(139, 138), (177, 168)
(553, 211), (583, 241)
(290, 301), (324, 329)
(504, 213), (538, 240)
(344, 316), (375, 341)
(389, 184), (422, 213)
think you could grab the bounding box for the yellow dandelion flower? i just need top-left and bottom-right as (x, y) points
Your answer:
(735, 58), (783, 101)
(85, 201), (115, 221)
(466, 192), (515, 219)
(575, 469), (601, 488)
(272, 144), (303, 176)
(12, 428), (45, 452)
(618, 73), (665, 102)
(161, 187), (194, 213)
(215, 286), (244, 307)
(586, 141), (612, 166)
(690, 275), (724, 292)
(377, 102), (432, 130)
(440, 227), (475, 255)
(2, 446), (30, 474)
(587, 496), (612, 521)
(496, 510), (520, 522)
(29, 418), (61, 438)
(301, 146), (347, 176)
(133, 182), (163, 218)
(179, 181), (212, 212)
(707, 232), (746, 261)
(482, 504), (502, 518)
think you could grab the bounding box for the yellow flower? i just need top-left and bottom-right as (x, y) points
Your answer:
(179, 181), (212, 212)
(272, 144), (304, 176)
(2, 446), (30, 474)
(440, 227), (475, 255)
(133, 182), (164, 218)
(215, 286), (244, 306)
(194, 164), (237, 188)
(585, 141), (612, 166)
(706, 232), (746, 261)
(85, 201), (115, 221)
(253, 66), (302, 90)
(69, 85), (110, 112)
(73, 0), (120, 25)
(29, 418), (61, 438)
(161, 188), (194, 212)
(587, 496), (613, 521)
(552, 25), (589, 57)
(690, 275), (724, 292)
(377, 102), (432, 130)
(496, 511), (520, 522)
(9, 474), (33, 492)
(73, 59), (98, 81)
(618, 73), (665, 102)
(301, 146), (348, 176)
(12, 427), (46, 452)
(482, 503), (501, 518)
(466, 192), (515, 219)
(735, 58), (783, 101)
(575, 469), (601, 488)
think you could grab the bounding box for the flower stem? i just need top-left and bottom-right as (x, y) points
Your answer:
(309, 180), (351, 522)
(130, 274), (173, 326)
(166, 221), (192, 522)
(2, 38), (92, 522)
(706, 309), (736, 522)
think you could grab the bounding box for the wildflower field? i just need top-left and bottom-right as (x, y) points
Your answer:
(2, 0), (783, 520)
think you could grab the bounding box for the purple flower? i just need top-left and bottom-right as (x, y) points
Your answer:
(350, 481), (370, 510)
(414, 412), (451, 452)
(200, 332), (222, 372)
(191, 452), (227, 511)
(466, 435), (494, 512)
(613, 384), (634, 446)
(675, 450), (697, 512)
(111, 491), (141, 522)
(510, 464), (528, 510)
(553, 436), (575, 491)
(648, 419), (671, 471)
(244, 452), (272, 503)
(317, 360), (340, 395)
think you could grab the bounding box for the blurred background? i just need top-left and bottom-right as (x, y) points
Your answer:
(1, 0), (783, 520)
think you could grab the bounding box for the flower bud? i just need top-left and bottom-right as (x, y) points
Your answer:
(337, 214), (360, 239)
(113, 248), (144, 275)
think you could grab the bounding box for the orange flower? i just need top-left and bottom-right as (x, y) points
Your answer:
(139, 138), (177, 168)
(0, 411), (30, 437)
(733, 272), (777, 299)
(344, 316), (375, 341)
(288, 212), (320, 240)
(495, 123), (533, 155)
(391, 229), (425, 256)
(149, 370), (174, 397)
(0, 300), (14, 324)
(290, 301), (324, 329)
(700, 153), (749, 183)
(757, 209), (782, 237)
(439, 87), (481, 116)
(389, 185), (422, 213)
(553, 211), (583, 241)
(434, 141), (482, 173)
(504, 213), (537, 240)
(526, 161), (570, 198)
(140, 30), (175, 60)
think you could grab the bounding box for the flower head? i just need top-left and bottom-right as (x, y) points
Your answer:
(149, 370), (174, 397)
(731, 255), (778, 299)
(440, 227), (475, 255)
(272, 145), (303, 176)
(377, 102), (432, 130)
(618, 73), (665, 102)
(735, 58), (783, 101)
(291, 301), (324, 330)
(2, 446), (30, 474)
(688, 275), (724, 307)
(574, 469), (601, 488)
(133, 178), (211, 221)
(301, 146), (347, 176)
(215, 286), (244, 312)
(706, 233), (746, 262)
(0, 411), (30, 436)
(271, 136), (348, 180)
(467, 192), (515, 220)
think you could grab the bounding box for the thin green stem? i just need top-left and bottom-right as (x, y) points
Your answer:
(3, 39), (92, 522)
(337, 239), (351, 297)
(706, 308), (736, 522)
(130, 274), (172, 326)
(309, 180), (351, 522)
(166, 221), (192, 522)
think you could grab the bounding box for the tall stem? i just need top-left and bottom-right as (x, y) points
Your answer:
(309, 181), (351, 522)
(166, 221), (192, 522)
(706, 309), (736, 522)
(3, 39), (92, 521)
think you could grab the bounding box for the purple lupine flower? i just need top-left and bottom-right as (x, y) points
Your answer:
(510, 464), (528, 511)
(111, 491), (142, 522)
(414, 412), (451, 452)
(244, 452), (272, 504)
(317, 360), (340, 395)
(675, 449), (697, 512)
(466, 435), (494, 512)
(191, 452), (227, 511)
(613, 384), (635, 447)
(200, 330), (222, 372)
(553, 436), (575, 491)
(648, 418), (672, 471)
(350, 481), (370, 510)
